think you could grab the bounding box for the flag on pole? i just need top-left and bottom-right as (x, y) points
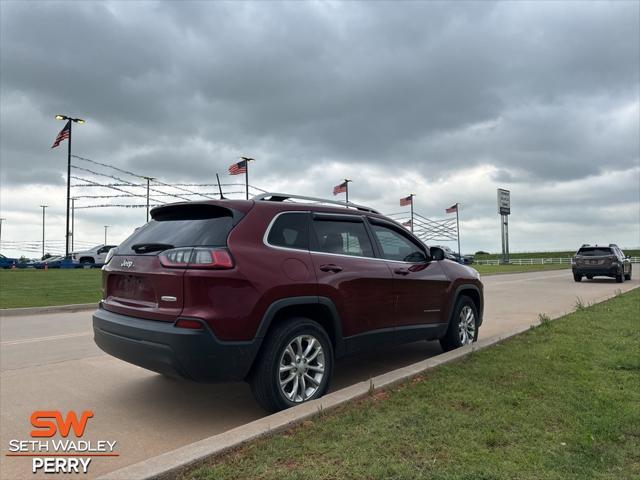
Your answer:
(400, 195), (413, 207)
(446, 204), (458, 214)
(51, 121), (71, 148)
(228, 159), (248, 175)
(402, 219), (412, 228)
(333, 181), (348, 195)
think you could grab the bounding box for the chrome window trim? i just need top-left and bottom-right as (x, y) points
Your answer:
(262, 210), (432, 264)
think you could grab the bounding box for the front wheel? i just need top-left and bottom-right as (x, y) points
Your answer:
(616, 270), (624, 283)
(440, 297), (479, 352)
(249, 318), (333, 412)
(573, 273), (582, 282)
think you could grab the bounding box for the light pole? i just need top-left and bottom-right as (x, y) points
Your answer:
(141, 176), (155, 222)
(104, 225), (109, 245)
(55, 114), (85, 258)
(40, 205), (48, 258)
(71, 198), (76, 253)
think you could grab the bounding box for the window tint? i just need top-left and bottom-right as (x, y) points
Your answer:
(267, 213), (309, 250)
(312, 219), (374, 257)
(578, 247), (612, 256)
(119, 205), (238, 255)
(371, 224), (426, 262)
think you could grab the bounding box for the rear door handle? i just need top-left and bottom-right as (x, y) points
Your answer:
(319, 264), (343, 273)
(393, 268), (410, 276)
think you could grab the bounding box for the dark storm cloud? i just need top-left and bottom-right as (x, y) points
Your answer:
(2, 0), (638, 187)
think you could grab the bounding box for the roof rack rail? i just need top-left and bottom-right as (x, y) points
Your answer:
(609, 243), (618, 247)
(581, 244), (590, 247)
(252, 192), (380, 214)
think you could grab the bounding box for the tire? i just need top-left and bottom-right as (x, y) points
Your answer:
(80, 257), (95, 265)
(616, 270), (624, 283)
(439, 296), (479, 352)
(586, 275), (593, 280)
(624, 267), (631, 281)
(249, 318), (333, 412)
(573, 273), (582, 282)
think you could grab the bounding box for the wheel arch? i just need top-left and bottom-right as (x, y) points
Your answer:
(254, 296), (345, 357)
(449, 284), (483, 327)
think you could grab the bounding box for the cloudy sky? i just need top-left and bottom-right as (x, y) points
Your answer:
(1, 0), (638, 258)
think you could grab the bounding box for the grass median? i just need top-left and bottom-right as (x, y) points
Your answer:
(473, 263), (569, 275)
(0, 268), (102, 309)
(185, 289), (640, 480)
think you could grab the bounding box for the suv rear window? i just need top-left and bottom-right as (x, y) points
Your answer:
(577, 247), (612, 256)
(119, 204), (239, 255)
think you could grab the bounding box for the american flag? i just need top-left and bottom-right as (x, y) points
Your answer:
(446, 204), (458, 214)
(333, 181), (348, 195)
(228, 159), (247, 175)
(402, 219), (412, 228)
(400, 195), (413, 207)
(51, 121), (71, 149)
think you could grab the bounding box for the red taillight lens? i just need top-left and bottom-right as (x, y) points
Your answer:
(175, 319), (203, 330)
(159, 247), (234, 269)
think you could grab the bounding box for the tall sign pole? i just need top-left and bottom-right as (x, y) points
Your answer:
(497, 189), (511, 264)
(410, 194), (415, 233)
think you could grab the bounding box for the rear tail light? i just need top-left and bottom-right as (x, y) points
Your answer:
(175, 319), (204, 330)
(159, 247), (234, 269)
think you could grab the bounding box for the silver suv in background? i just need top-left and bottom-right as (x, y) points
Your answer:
(572, 244), (632, 283)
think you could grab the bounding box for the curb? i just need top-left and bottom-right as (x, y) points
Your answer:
(0, 303), (97, 317)
(97, 324), (536, 480)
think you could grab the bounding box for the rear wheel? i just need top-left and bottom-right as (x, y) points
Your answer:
(80, 257), (95, 266)
(249, 318), (333, 412)
(616, 269), (624, 283)
(440, 297), (478, 352)
(586, 275), (593, 280)
(573, 273), (582, 282)
(624, 267), (631, 281)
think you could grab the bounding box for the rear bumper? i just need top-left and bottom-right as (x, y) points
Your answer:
(573, 265), (619, 277)
(93, 307), (260, 382)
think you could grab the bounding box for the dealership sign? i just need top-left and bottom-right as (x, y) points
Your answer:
(497, 188), (511, 215)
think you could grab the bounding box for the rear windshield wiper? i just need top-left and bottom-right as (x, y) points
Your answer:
(131, 243), (174, 254)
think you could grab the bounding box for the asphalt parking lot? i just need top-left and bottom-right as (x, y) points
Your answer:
(1, 268), (638, 479)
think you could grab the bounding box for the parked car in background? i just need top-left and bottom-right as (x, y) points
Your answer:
(94, 193), (483, 412)
(433, 246), (473, 265)
(34, 256), (67, 269)
(572, 244), (632, 283)
(72, 245), (117, 266)
(0, 253), (19, 269)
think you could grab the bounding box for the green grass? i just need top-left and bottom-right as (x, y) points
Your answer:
(0, 269), (102, 309)
(475, 249), (640, 261)
(473, 263), (570, 275)
(186, 289), (640, 480)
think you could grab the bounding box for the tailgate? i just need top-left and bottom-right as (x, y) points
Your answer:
(102, 255), (185, 322)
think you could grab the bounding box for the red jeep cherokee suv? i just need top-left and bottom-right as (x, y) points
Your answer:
(93, 193), (483, 411)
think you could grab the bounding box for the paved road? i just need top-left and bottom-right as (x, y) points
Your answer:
(1, 268), (638, 479)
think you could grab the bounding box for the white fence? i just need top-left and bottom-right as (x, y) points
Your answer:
(474, 257), (640, 265)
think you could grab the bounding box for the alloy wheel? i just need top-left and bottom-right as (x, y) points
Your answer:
(278, 334), (325, 403)
(458, 305), (476, 346)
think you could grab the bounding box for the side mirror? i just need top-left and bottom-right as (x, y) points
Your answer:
(430, 247), (445, 261)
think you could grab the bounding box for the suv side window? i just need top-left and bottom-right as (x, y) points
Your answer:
(371, 224), (427, 262)
(312, 218), (374, 258)
(267, 212), (309, 250)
